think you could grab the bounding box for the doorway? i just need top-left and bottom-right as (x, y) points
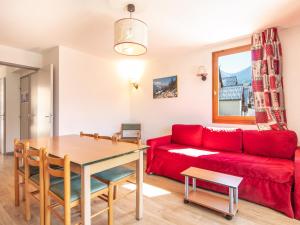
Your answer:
(0, 64), (53, 154)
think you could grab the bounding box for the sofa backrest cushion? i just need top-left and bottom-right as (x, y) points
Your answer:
(171, 124), (203, 147)
(202, 127), (243, 153)
(243, 130), (298, 159)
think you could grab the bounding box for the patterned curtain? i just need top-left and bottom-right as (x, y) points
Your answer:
(251, 27), (287, 130)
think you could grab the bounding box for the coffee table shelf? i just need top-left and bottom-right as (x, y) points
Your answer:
(181, 167), (243, 220)
(187, 190), (238, 216)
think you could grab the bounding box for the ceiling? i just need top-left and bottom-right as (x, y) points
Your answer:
(0, 0), (300, 58)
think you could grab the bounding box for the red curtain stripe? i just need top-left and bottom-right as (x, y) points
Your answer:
(251, 27), (287, 130)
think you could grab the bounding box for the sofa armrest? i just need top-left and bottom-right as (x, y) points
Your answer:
(147, 135), (172, 149)
(294, 147), (300, 218)
(146, 135), (172, 173)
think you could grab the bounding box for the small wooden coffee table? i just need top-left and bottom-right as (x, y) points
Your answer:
(181, 167), (243, 220)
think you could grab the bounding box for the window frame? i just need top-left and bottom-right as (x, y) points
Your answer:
(212, 44), (255, 125)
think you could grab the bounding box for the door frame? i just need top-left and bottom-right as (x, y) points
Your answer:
(0, 61), (39, 71)
(0, 78), (6, 154)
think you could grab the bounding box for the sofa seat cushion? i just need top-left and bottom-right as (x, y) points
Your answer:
(171, 124), (203, 147)
(154, 147), (294, 184)
(243, 130), (298, 159)
(202, 127), (243, 153)
(156, 144), (193, 151)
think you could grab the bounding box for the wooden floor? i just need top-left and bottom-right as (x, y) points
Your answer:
(0, 154), (299, 225)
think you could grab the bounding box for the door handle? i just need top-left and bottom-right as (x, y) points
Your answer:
(45, 115), (53, 123)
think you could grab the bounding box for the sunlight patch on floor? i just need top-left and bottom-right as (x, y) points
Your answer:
(169, 148), (219, 157)
(122, 183), (171, 198)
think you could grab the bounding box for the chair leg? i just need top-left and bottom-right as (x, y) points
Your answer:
(21, 176), (25, 201)
(64, 201), (71, 225)
(108, 185), (114, 225)
(14, 173), (20, 207)
(24, 180), (31, 221)
(45, 195), (51, 225)
(39, 187), (45, 225)
(113, 185), (118, 200)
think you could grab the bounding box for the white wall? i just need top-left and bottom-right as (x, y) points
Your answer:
(53, 46), (130, 136)
(130, 25), (300, 141)
(0, 44), (42, 68)
(0, 66), (6, 78)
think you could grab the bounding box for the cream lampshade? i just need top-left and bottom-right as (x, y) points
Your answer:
(114, 4), (148, 56)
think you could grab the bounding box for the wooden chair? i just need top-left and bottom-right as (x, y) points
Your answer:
(24, 147), (74, 224)
(24, 147), (47, 225)
(14, 139), (25, 207)
(14, 140), (39, 207)
(96, 135), (115, 141)
(79, 131), (99, 139)
(44, 152), (113, 225)
(80, 132), (114, 141)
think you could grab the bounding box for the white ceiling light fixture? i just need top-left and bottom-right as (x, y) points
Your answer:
(114, 4), (148, 56)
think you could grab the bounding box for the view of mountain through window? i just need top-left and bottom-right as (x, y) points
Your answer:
(218, 51), (254, 117)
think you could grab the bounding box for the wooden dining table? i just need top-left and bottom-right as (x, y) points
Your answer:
(23, 134), (148, 225)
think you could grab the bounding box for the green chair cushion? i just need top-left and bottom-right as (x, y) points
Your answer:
(30, 174), (63, 185)
(93, 166), (134, 182)
(50, 177), (107, 202)
(19, 166), (39, 176)
(30, 172), (79, 185)
(19, 165), (61, 176)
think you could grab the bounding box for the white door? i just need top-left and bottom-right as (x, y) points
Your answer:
(20, 64), (53, 139)
(30, 64), (54, 138)
(0, 78), (5, 154)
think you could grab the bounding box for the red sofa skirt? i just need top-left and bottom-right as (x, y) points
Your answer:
(147, 146), (294, 218)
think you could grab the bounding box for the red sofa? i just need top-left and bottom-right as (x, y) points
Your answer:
(146, 124), (300, 218)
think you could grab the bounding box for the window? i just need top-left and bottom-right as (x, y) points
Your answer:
(212, 45), (255, 124)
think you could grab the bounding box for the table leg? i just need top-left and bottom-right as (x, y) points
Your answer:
(192, 178), (196, 191)
(233, 188), (238, 204)
(229, 187), (234, 214)
(184, 176), (189, 200)
(136, 151), (143, 220)
(81, 165), (91, 225)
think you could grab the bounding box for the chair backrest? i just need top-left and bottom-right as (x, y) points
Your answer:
(96, 135), (113, 140)
(44, 152), (70, 202)
(121, 123), (141, 139)
(24, 147), (46, 187)
(80, 131), (98, 139)
(14, 139), (25, 157)
(80, 132), (114, 141)
(14, 139), (26, 169)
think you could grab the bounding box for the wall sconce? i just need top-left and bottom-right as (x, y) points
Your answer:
(130, 80), (139, 89)
(196, 66), (208, 81)
(117, 60), (145, 90)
